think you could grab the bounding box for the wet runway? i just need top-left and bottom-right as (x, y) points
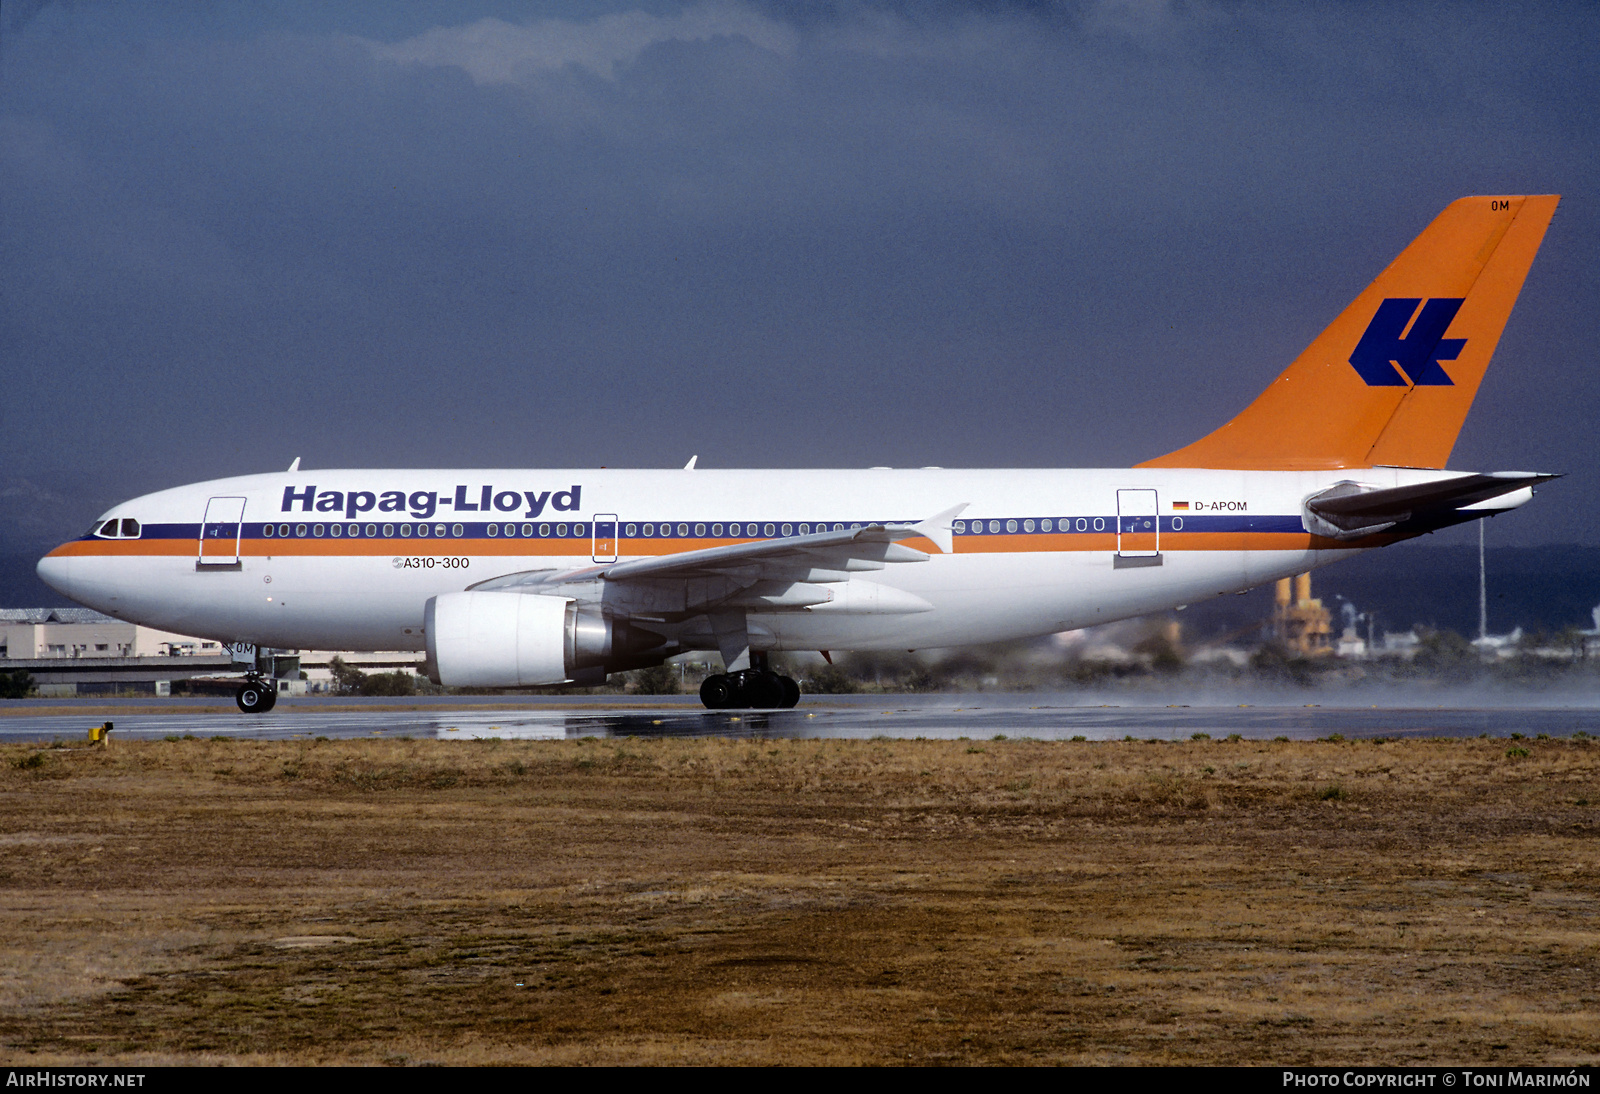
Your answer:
(4, 694), (1599, 741)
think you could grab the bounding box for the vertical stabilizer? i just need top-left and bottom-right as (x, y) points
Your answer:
(1139, 196), (1559, 470)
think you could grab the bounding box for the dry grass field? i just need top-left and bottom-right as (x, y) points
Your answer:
(0, 733), (1597, 1065)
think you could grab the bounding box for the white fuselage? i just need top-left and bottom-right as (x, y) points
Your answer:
(37, 465), (1475, 655)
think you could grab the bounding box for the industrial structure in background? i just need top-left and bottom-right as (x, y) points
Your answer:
(1272, 573), (1334, 657)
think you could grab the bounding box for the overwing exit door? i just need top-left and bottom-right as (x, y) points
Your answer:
(593, 514), (618, 563)
(199, 496), (247, 569)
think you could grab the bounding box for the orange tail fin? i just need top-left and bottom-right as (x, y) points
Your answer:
(1139, 195), (1559, 471)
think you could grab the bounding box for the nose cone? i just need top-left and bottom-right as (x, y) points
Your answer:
(37, 543), (108, 607)
(37, 550), (74, 597)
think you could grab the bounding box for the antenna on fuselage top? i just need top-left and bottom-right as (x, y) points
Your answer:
(287, 457), (301, 472)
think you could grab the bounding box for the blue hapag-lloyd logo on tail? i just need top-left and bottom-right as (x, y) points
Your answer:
(1348, 297), (1465, 386)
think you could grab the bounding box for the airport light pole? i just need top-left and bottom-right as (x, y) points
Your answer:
(1479, 521), (1488, 644)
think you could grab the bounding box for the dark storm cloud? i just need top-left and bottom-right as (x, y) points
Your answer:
(1, 1), (1596, 561)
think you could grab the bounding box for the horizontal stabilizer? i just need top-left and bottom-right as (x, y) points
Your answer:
(1303, 472), (1557, 539)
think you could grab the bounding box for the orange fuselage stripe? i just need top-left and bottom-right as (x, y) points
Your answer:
(47, 531), (1394, 560)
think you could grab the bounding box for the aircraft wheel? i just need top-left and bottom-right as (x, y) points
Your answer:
(236, 681), (272, 714)
(778, 675), (800, 708)
(260, 687), (278, 712)
(747, 671), (785, 709)
(700, 674), (734, 710)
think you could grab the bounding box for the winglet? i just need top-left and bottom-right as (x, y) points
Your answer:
(906, 503), (968, 555)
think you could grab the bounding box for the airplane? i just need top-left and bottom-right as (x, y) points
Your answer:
(37, 195), (1561, 714)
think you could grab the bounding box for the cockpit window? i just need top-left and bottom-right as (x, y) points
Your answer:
(92, 518), (142, 540)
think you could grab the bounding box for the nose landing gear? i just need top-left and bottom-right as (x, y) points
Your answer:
(236, 675), (278, 714)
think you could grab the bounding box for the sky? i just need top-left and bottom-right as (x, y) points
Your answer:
(2, 0), (1598, 561)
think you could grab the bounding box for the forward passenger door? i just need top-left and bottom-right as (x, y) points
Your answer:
(198, 496), (247, 569)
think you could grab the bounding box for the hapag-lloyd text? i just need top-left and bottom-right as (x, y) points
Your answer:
(282, 485), (582, 521)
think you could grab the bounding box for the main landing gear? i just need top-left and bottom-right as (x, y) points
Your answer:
(235, 675), (278, 714)
(699, 669), (801, 710)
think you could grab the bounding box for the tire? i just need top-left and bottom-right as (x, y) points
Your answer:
(699, 674), (734, 709)
(747, 671), (784, 709)
(260, 687), (278, 712)
(778, 675), (800, 708)
(236, 681), (271, 714)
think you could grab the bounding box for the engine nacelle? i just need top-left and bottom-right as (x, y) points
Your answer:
(424, 592), (665, 688)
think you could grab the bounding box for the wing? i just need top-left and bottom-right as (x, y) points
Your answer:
(603, 502), (967, 580)
(467, 503), (968, 618)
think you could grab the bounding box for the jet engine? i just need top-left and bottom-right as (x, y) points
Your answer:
(424, 591), (666, 688)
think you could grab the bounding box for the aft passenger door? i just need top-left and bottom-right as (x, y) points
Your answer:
(198, 496), (247, 569)
(1115, 489), (1161, 566)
